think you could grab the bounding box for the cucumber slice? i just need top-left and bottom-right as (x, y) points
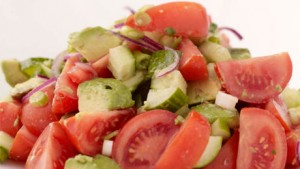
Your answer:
(199, 41), (231, 63)
(194, 136), (222, 168)
(211, 118), (231, 140)
(187, 78), (221, 105)
(0, 131), (14, 163)
(228, 48), (251, 60)
(122, 71), (145, 92)
(144, 87), (188, 112)
(65, 154), (120, 169)
(175, 104), (190, 118)
(108, 45), (135, 80)
(151, 70), (187, 94)
(192, 103), (239, 128)
(133, 51), (151, 70)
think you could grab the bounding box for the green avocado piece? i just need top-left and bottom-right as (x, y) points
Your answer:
(78, 78), (134, 113)
(10, 77), (46, 100)
(1, 59), (29, 87)
(68, 26), (121, 62)
(20, 57), (53, 78)
(65, 154), (120, 169)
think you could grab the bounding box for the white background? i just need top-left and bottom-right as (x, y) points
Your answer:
(0, 0), (300, 168)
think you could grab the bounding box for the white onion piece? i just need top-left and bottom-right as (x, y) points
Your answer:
(215, 91), (238, 110)
(21, 77), (57, 102)
(155, 47), (180, 78)
(102, 140), (114, 157)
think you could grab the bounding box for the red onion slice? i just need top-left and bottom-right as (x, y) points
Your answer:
(22, 77), (57, 102)
(155, 47), (180, 78)
(219, 27), (243, 40)
(141, 36), (164, 51)
(296, 141), (300, 165)
(52, 50), (68, 77)
(124, 6), (135, 14)
(114, 22), (125, 29)
(109, 30), (157, 52)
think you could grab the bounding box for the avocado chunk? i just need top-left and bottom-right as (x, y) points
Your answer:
(0, 131), (14, 163)
(192, 103), (239, 129)
(78, 78), (134, 113)
(10, 77), (46, 100)
(1, 59), (29, 87)
(20, 57), (53, 78)
(65, 154), (120, 169)
(68, 26), (121, 62)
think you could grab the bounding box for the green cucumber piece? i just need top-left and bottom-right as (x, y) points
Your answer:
(194, 136), (222, 168)
(175, 104), (190, 118)
(187, 78), (221, 105)
(147, 50), (175, 78)
(0, 131), (14, 163)
(192, 103), (239, 128)
(20, 57), (53, 78)
(78, 78), (134, 113)
(211, 118), (231, 140)
(122, 71), (145, 92)
(133, 51), (151, 70)
(65, 154), (120, 169)
(1, 59), (29, 87)
(151, 70), (187, 94)
(228, 48), (251, 60)
(199, 41), (231, 63)
(68, 26), (121, 62)
(144, 87), (188, 112)
(281, 87), (300, 108)
(108, 45), (135, 80)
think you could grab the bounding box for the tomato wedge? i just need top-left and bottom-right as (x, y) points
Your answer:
(204, 131), (239, 169)
(25, 122), (77, 169)
(21, 83), (59, 136)
(91, 54), (113, 78)
(286, 127), (300, 167)
(154, 110), (210, 169)
(264, 96), (292, 132)
(0, 101), (22, 137)
(9, 126), (38, 161)
(62, 108), (136, 156)
(112, 110), (180, 169)
(52, 55), (80, 114)
(178, 38), (208, 81)
(215, 52), (292, 103)
(237, 108), (287, 169)
(125, 2), (209, 39)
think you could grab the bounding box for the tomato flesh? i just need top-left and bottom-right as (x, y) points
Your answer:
(52, 55), (80, 114)
(62, 108), (136, 156)
(203, 131), (239, 169)
(25, 122), (77, 169)
(178, 38), (208, 81)
(9, 126), (38, 161)
(237, 108), (287, 169)
(215, 52), (292, 103)
(264, 96), (292, 132)
(112, 110), (180, 169)
(154, 110), (210, 169)
(91, 54), (113, 78)
(21, 83), (59, 136)
(125, 2), (209, 39)
(0, 101), (22, 137)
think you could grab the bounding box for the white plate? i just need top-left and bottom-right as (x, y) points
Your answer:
(1, 0), (300, 168)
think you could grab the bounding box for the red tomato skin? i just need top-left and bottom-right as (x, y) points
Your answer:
(286, 127), (300, 166)
(125, 2), (209, 39)
(154, 110), (210, 169)
(0, 101), (22, 137)
(112, 109), (180, 169)
(21, 83), (59, 136)
(67, 63), (97, 84)
(9, 126), (38, 161)
(237, 108), (287, 169)
(178, 38), (208, 81)
(203, 131), (239, 169)
(91, 54), (113, 78)
(52, 56), (80, 114)
(25, 122), (77, 169)
(215, 52), (292, 103)
(62, 108), (136, 156)
(264, 96), (292, 132)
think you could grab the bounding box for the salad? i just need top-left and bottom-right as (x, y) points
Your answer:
(0, 1), (299, 169)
